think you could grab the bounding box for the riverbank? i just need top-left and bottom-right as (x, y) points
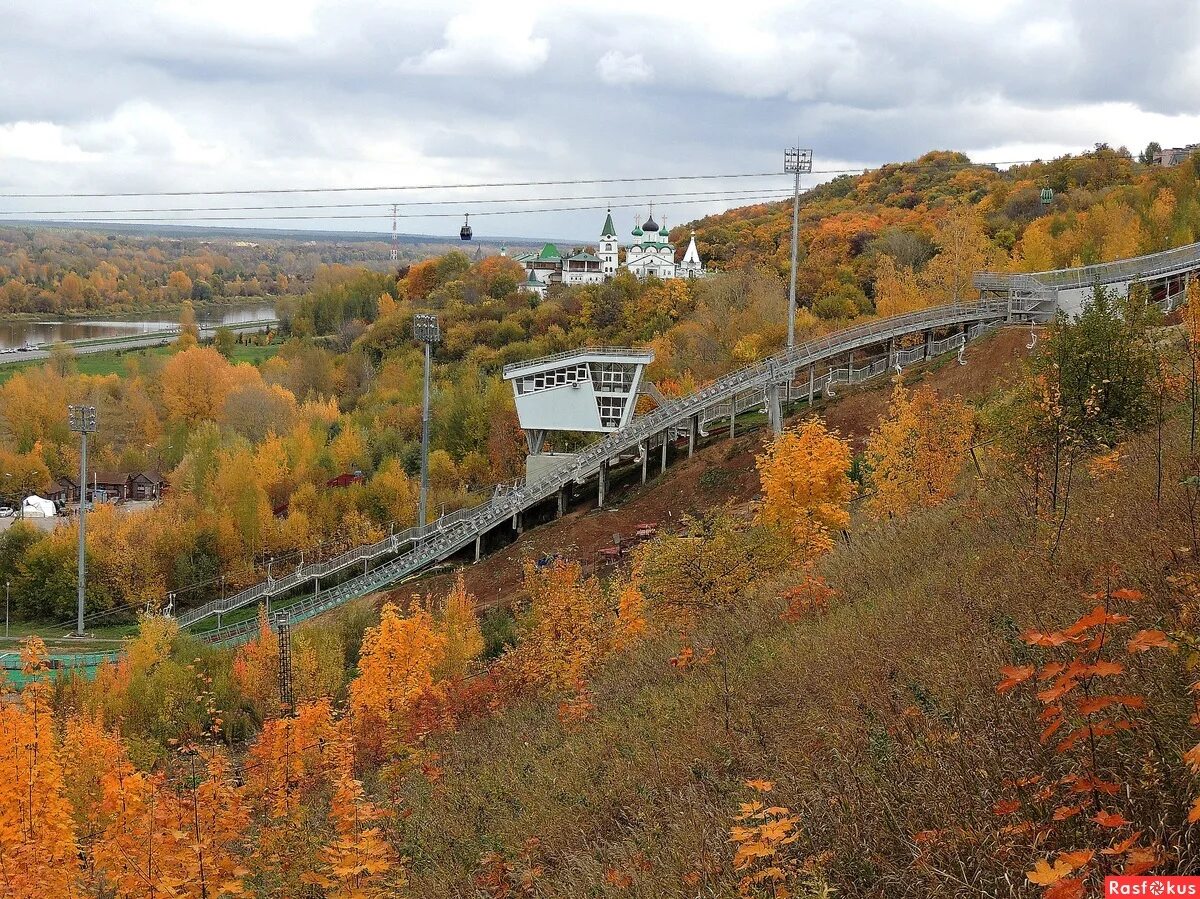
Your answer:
(0, 300), (280, 352)
(0, 296), (287, 322)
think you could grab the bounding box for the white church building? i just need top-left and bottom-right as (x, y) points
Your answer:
(509, 208), (704, 296)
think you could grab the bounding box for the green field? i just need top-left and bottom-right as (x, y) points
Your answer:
(0, 341), (280, 384)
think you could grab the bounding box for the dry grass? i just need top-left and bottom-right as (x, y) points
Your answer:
(395, 417), (1200, 897)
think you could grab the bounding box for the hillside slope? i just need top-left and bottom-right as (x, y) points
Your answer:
(396, 405), (1197, 897)
(675, 147), (1200, 326)
(401, 327), (1036, 609)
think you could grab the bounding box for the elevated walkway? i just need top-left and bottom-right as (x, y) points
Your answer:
(197, 300), (1008, 644)
(975, 240), (1200, 319)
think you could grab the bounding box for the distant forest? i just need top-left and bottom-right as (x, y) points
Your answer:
(0, 224), (520, 315)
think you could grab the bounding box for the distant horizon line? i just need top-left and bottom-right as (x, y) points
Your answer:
(0, 218), (601, 249)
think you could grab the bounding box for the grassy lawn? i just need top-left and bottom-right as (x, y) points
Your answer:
(225, 342), (280, 366)
(0, 340), (281, 384)
(0, 618), (139, 655)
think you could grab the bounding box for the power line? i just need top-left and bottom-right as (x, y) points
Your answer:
(5, 193), (795, 225)
(0, 172), (787, 200)
(0, 157), (1044, 201)
(0, 186), (800, 217)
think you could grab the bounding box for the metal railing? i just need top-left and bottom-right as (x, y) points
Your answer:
(177, 497), (487, 627)
(502, 346), (655, 377)
(893, 345), (927, 366)
(973, 240), (1200, 294)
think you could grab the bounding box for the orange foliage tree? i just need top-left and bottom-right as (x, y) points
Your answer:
(302, 733), (402, 898)
(92, 749), (251, 899)
(434, 571), (485, 682)
(757, 418), (854, 558)
(0, 641), (81, 899)
(509, 559), (607, 692)
(232, 606), (280, 718)
(864, 380), (975, 519)
(995, 583), (1177, 894)
(244, 699), (338, 894)
(349, 602), (447, 757)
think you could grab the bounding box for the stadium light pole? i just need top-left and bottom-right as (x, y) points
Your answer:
(68, 404), (97, 637)
(413, 313), (441, 531)
(784, 147), (813, 348)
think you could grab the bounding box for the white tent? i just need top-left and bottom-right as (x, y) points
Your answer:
(21, 495), (56, 518)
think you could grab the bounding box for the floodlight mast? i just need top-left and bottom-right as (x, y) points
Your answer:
(784, 147), (813, 349)
(413, 314), (441, 530)
(68, 404), (97, 637)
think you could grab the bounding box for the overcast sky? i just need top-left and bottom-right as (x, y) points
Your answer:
(2, 0), (1199, 242)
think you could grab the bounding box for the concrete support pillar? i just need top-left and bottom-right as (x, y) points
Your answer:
(598, 459), (608, 508)
(557, 486), (567, 518)
(475, 533), (482, 562)
(512, 511), (522, 534)
(661, 431), (668, 473)
(767, 383), (783, 435)
(808, 366), (815, 405)
(924, 329), (933, 359)
(688, 415), (697, 457)
(729, 403), (736, 439)
(640, 440), (648, 484)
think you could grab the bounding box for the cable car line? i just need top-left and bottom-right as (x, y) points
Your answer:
(0, 157), (1043, 200)
(0, 186), (808, 217)
(14, 192), (796, 225)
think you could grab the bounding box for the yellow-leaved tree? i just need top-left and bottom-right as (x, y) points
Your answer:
(874, 254), (926, 317)
(349, 603), (447, 757)
(434, 572), (485, 682)
(0, 640), (82, 899)
(756, 418), (854, 558)
(510, 559), (607, 692)
(302, 733), (402, 898)
(865, 381), (975, 519)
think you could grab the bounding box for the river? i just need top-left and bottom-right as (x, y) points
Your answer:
(0, 301), (277, 352)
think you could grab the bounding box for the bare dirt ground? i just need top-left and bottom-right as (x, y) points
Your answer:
(383, 326), (1039, 610)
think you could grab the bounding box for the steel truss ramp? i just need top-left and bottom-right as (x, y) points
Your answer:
(191, 300), (1007, 645)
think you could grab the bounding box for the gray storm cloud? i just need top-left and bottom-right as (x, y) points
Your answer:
(2, 0), (1199, 240)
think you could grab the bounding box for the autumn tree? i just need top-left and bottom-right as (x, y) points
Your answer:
(60, 710), (128, 846)
(0, 642), (82, 898)
(1184, 277), (1200, 450)
(636, 512), (785, 623)
(177, 298), (200, 348)
(757, 418), (854, 558)
(509, 559), (607, 692)
(611, 571), (648, 651)
(303, 736), (402, 898)
(232, 607), (281, 719)
(922, 205), (999, 305)
(873, 254), (926, 317)
(169, 270), (195, 302)
(865, 381), (975, 518)
(244, 699), (337, 894)
(434, 572), (485, 682)
(349, 602), (447, 757)
(92, 762), (188, 897)
(161, 346), (234, 423)
(995, 584), (1175, 893)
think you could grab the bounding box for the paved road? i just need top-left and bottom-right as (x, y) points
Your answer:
(0, 319), (279, 367)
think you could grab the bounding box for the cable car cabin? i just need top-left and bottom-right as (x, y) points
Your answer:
(460, 214), (473, 241)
